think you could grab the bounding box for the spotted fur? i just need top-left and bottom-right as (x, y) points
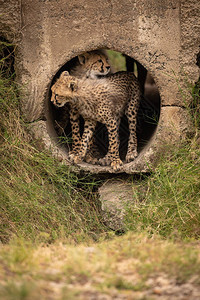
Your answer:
(51, 71), (141, 171)
(54, 50), (110, 159)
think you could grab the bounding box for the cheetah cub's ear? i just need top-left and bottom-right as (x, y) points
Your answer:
(60, 71), (69, 78)
(78, 52), (90, 65)
(69, 81), (78, 92)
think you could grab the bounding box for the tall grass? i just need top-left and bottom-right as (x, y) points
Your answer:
(125, 142), (200, 239)
(0, 42), (107, 244)
(125, 78), (200, 239)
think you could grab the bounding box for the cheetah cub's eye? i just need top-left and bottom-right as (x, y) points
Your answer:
(98, 59), (103, 63)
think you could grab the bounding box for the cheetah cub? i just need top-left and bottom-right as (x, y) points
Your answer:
(54, 50), (110, 157)
(51, 71), (141, 171)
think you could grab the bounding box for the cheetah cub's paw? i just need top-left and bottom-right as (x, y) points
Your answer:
(111, 158), (123, 171)
(68, 151), (76, 161)
(69, 152), (83, 164)
(125, 150), (138, 163)
(99, 153), (112, 166)
(84, 153), (99, 165)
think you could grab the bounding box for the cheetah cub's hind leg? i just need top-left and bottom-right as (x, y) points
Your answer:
(125, 89), (140, 163)
(84, 136), (99, 165)
(105, 118), (123, 171)
(98, 153), (112, 166)
(99, 118), (121, 167)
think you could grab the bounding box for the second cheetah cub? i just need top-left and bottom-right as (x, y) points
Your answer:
(51, 71), (141, 171)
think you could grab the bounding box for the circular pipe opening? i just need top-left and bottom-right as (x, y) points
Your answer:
(48, 49), (161, 171)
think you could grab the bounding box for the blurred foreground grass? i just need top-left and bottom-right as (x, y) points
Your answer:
(0, 233), (200, 299)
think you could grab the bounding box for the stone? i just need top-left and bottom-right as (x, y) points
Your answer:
(98, 179), (134, 230)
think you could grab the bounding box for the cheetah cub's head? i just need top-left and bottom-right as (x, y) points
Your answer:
(78, 51), (110, 78)
(51, 71), (78, 107)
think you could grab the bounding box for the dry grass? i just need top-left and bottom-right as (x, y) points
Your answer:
(0, 233), (200, 299)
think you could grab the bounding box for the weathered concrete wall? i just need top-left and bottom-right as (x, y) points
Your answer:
(0, 0), (21, 42)
(180, 0), (200, 82)
(17, 0), (184, 122)
(1, 0), (200, 174)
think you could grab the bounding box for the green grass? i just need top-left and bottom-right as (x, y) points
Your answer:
(0, 52), (108, 244)
(124, 139), (200, 239)
(124, 78), (200, 239)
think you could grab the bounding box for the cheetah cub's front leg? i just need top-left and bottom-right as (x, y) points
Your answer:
(68, 106), (82, 159)
(69, 119), (96, 164)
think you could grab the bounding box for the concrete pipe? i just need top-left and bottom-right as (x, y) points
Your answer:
(1, 0), (199, 173)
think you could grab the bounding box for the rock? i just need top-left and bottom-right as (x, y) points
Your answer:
(98, 179), (134, 230)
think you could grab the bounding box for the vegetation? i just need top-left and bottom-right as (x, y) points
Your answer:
(124, 74), (200, 239)
(0, 41), (200, 298)
(125, 139), (200, 239)
(106, 49), (127, 72)
(1, 233), (200, 299)
(0, 41), (107, 244)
